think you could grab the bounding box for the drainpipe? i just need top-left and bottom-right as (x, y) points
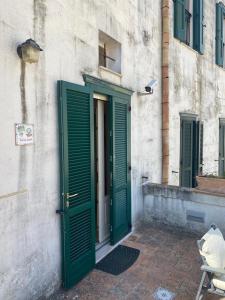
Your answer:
(162, 0), (169, 184)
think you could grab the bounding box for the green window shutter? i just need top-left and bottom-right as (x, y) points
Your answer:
(180, 119), (193, 188)
(192, 121), (204, 187)
(193, 0), (204, 54)
(199, 122), (204, 175)
(192, 121), (199, 187)
(216, 3), (224, 67)
(110, 96), (131, 245)
(58, 81), (95, 288)
(174, 0), (186, 42)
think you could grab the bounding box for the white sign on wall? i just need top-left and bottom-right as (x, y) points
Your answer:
(15, 123), (34, 145)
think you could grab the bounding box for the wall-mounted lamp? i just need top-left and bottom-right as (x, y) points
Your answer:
(17, 39), (43, 63)
(137, 79), (157, 96)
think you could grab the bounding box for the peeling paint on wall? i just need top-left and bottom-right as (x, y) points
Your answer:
(18, 60), (28, 193)
(20, 61), (27, 123)
(33, 0), (46, 45)
(142, 30), (152, 46)
(127, 31), (137, 46)
(33, 0), (47, 150)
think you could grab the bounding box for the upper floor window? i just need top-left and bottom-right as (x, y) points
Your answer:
(184, 0), (193, 46)
(174, 0), (204, 54)
(98, 30), (121, 74)
(216, 2), (225, 68)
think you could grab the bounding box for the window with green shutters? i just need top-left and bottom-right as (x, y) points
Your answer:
(174, 0), (186, 42)
(174, 0), (204, 54)
(193, 0), (204, 54)
(216, 2), (225, 67)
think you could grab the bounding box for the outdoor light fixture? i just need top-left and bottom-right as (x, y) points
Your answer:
(17, 39), (43, 63)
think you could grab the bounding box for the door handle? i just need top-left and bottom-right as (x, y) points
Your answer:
(66, 193), (79, 199)
(56, 209), (64, 215)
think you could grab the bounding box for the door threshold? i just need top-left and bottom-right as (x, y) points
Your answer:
(95, 238), (110, 251)
(95, 231), (132, 263)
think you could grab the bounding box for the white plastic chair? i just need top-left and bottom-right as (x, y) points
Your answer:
(196, 225), (225, 299)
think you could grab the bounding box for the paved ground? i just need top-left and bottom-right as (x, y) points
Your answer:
(49, 223), (220, 300)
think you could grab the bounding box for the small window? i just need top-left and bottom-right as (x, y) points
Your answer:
(216, 2), (225, 67)
(174, 0), (204, 54)
(98, 30), (121, 74)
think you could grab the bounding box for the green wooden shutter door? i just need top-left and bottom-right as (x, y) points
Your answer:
(110, 96), (131, 245)
(192, 121), (204, 187)
(216, 3), (224, 67)
(58, 81), (95, 289)
(192, 121), (199, 187)
(199, 122), (204, 175)
(219, 122), (225, 177)
(180, 119), (193, 187)
(174, 0), (186, 42)
(193, 0), (204, 54)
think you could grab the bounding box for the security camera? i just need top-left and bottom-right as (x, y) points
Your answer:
(145, 79), (157, 94)
(137, 79), (158, 96)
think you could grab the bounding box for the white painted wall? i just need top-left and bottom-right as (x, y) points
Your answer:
(169, 0), (225, 185)
(144, 183), (225, 235)
(0, 1), (162, 299)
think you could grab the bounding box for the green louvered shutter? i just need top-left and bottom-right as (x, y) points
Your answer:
(58, 81), (95, 288)
(192, 121), (204, 187)
(192, 121), (199, 187)
(216, 3), (224, 67)
(219, 121), (225, 177)
(110, 96), (131, 245)
(193, 0), (204, 54)
(174, 0), (186, 42)
(198, 122), (204, 175)
(180, 119), (193, 187)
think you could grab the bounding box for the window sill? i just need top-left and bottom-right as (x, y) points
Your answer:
(98, 66), (122, 85)
(173, 37), (202, 56)
(215, 64), (225, 71)
(99, 66), (122, 77)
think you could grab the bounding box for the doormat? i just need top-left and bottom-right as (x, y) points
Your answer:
(153, 287), (176, 300)
(95, 245), (140, 275)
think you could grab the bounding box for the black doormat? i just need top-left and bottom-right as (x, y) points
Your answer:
(95, 245), (140, 275)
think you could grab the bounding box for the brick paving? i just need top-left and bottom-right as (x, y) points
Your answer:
(49, 223), (220, 300)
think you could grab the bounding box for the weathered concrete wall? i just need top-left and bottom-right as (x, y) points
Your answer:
(143, 183), (225, 234)
(169, 0), (225, 185)
(0, 1), (162, 299)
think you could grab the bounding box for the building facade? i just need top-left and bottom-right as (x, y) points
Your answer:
(0, 0), (225, 299)
(169, 0), (225, 187)
(0, 1), (162, 299)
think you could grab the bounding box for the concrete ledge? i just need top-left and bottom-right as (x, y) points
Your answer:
(143, 182), (225, 234)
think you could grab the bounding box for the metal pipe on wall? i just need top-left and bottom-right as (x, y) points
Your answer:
(161, 0), (170, 184)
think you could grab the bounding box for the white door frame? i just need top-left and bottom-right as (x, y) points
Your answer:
(95, 95), (110, 243)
